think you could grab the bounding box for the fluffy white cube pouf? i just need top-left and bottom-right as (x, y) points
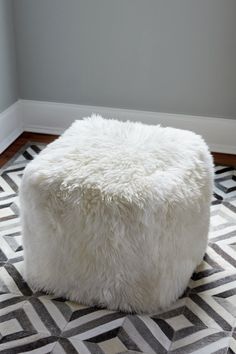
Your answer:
(20, 116), (214, 313)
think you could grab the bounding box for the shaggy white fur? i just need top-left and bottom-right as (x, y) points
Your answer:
(20, 116), (214, 313)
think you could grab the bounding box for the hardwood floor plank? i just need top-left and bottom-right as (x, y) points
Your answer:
(0, 132), (236, 168)
(211, 152), (236, 166)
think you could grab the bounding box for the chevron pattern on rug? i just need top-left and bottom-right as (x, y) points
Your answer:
(0, 143), (235, 353)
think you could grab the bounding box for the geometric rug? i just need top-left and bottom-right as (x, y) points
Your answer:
(0, 143), (236, 353)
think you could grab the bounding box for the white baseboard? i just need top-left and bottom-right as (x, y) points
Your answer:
(1, 99), (236, 154)
(21, 99), (236, 154)
(0, 102), (23, 154)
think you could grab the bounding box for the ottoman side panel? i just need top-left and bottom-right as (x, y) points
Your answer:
(148, 142), (214, 310)
(20, 164), (66, 292)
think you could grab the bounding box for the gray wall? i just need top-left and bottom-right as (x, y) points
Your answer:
(0, 0), (18, 113)
(13, 0), (236, 119)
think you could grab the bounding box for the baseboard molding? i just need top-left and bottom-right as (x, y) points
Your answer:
(20, 99), (236, 154)
(1, 99), (236, 154)
(0, 102), (23, 154)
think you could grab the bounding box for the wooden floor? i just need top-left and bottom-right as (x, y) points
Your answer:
(0, 132), (57, 167)
(0, 132), (236, 168)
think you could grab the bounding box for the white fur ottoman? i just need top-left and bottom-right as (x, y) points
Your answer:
(20, 116), (214, 313)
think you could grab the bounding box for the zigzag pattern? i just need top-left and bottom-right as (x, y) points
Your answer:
(0, 144), (235, 353)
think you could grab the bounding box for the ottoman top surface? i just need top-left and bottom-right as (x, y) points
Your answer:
(26, 116), (211, 205)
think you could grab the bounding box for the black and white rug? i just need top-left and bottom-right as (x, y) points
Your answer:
(0, 143), (236, 354)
